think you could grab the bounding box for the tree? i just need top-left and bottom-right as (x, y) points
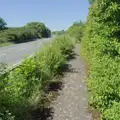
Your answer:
(73, 20), (84, 26)
(83, 0), (120, 119)
(88, 0), (96, 4)
(26, 22), (51, 38)
(0, 17), (7, 30)
(67, 20), (84, 42)
(52, 30), (65, 35)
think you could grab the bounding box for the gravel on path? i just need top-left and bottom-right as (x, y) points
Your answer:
(51, 44), (92, 120)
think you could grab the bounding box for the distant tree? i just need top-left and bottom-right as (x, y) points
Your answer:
(67, 20), (84, 42)
(52, 30), (65, 35)
(73, 20), (84, 26)
(0, 17), (7, 30)
(26, 22), (51, 38)
(88, 0), (96, 4)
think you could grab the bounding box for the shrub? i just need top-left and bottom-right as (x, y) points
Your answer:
(82, 0), (120, 119)
(0, 22), (51, 44)
(52, 30), (65, 36)
(67, 21), (84, 42)
(0, 35), (73, 119)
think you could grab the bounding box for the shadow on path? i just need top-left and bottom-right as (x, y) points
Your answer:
(27, 50), (78, 120)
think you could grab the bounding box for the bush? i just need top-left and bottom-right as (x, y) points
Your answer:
(0, 22), (51, 44)
(67, 21), (84, 42)
(82, 0), (120, 119)
(0, 35), (73, 119)
(52, 30), (65, 36)
(103, 102), (120, 120)
(0, 17), (7, 30)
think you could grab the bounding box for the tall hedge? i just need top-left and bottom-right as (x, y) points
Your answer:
(83, 0), (120, 119)
(88, 0), (96, 4)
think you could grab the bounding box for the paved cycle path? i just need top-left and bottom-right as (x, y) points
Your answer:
(52, 44), (92, 120)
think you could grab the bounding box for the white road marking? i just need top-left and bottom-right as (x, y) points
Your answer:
(0, 53), (6, 57)
(0, 38), (53, 74)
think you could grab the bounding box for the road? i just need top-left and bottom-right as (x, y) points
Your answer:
(0, 38), (52, 66)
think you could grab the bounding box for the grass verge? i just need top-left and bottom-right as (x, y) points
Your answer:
(0, 35), (74, 120)
(0, 42), (13, 47)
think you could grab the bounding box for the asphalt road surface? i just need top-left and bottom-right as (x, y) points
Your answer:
(0, 38), (52, 66)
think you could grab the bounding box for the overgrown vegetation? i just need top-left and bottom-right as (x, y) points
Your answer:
(0, 17), (7, 30)
(0, 35), (74, 120)
(82, 0), (120, 119)
(0, 18), (51, 45)
(88, 0), (96, 4)
(67, 21), (84, 42)
(52, 30), (65, 36)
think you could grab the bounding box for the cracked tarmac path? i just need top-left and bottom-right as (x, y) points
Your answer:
(51, 44), (92, 120)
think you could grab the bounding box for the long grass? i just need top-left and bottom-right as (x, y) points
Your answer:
(0, 35), (74, 120)
(82, 0), (120, 119)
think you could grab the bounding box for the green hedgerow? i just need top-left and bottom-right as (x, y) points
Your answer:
(82, 0), (120, 119)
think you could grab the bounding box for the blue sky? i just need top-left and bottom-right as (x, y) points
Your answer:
(0, 0), (89, 31)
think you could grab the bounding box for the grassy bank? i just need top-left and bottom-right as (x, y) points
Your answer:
(82, 0), (120, 119)
(0, 35), (74, 120)
(0, 42), (13, 47)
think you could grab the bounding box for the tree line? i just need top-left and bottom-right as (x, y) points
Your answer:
(0, 35), (74, 120)
(0, 17), (51, 45)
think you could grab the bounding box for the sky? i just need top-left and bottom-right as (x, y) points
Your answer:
(0, 0), (89, 31)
